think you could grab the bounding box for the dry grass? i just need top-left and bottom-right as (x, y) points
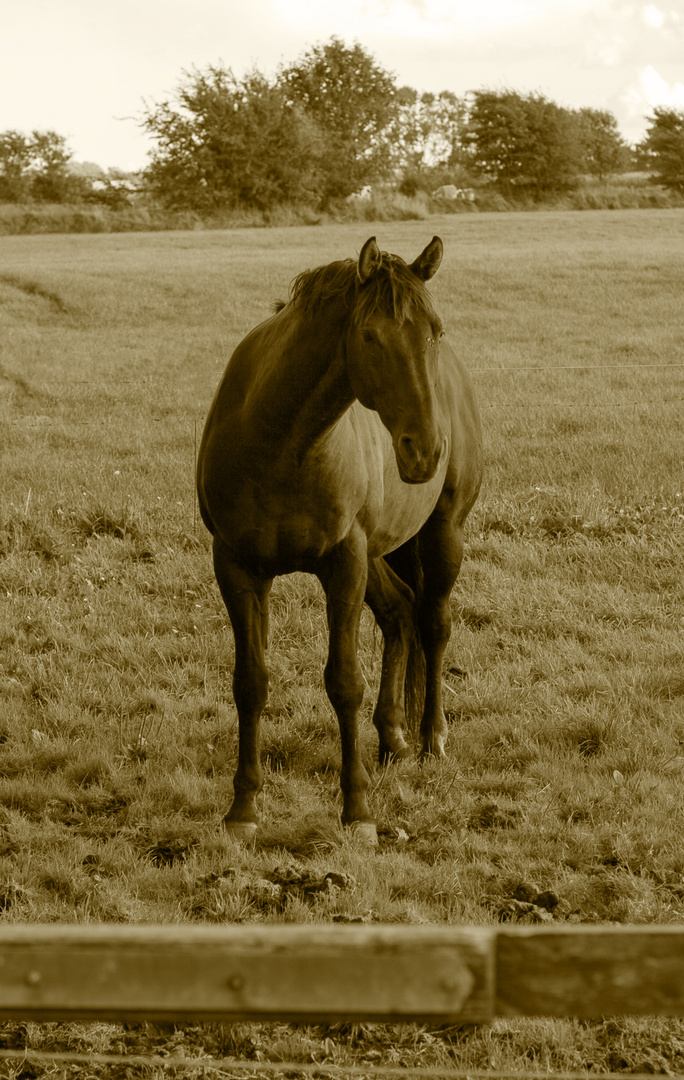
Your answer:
(1, 209), (683, 1075)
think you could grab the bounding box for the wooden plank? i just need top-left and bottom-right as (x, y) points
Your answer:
(0, 925), (494, 1023)
(4, 924), (684, 1024)
(497, 926), (684, 1017)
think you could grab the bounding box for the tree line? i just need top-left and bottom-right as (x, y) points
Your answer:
(2, 38), (683, 211)
(0, 130), (86, 203)
(0, 130), (134, 205)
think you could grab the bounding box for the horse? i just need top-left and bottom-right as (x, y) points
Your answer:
(197, 236), (483, 842)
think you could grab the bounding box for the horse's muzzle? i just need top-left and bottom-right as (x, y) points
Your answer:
(396, 432), (448, 484)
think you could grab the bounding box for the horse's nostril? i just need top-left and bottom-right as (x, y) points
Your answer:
(399, 435), (416, 460)
(398, 435), (423, 474)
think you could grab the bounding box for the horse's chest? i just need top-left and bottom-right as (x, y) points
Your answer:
(226, 472), (359, 574)
(232, 515), (330, 572)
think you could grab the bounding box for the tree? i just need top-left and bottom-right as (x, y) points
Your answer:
(429, 91), (471, 170)
(0, 129), (85, 203)
(278, 37), (398, 201)
(465, 90), (582, 196)
(0, 130), (32, 201)
(141, 65), (322, 211)
(523, 96), (583, 194)
(640, 106), (684, 191)
(29, 130), (82, 202)
(576, 108), (628, 178)
(465, 90), (530, 191)
(386, 88), (468, 185)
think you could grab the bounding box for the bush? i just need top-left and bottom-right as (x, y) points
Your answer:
(569, 183), (684, 210)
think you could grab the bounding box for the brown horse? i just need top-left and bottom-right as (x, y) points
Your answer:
(197, 236), (482, 842)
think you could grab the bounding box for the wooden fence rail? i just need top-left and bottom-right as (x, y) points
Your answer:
(1, 924), (683, 1024)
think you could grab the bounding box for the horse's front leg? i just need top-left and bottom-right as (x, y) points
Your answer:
(213, 537), (272, 838)
(318, 526), (375, 839)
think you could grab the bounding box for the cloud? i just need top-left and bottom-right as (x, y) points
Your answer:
(640, 63), (684, 106)
(619, 63), (684, 143)
(643, 4), (665, 27)
(269, 0), (560, 41)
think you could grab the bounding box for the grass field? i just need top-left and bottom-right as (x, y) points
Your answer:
(1, 209), (684, 1076)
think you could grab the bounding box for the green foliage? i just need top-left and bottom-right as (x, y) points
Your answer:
(1, 37), (648, 217)
(386, 87), (470, 190)
(278, 37), (399, 201)
(523, 95), (583, 194)
(29, 130), (79, 202)
(467, 89), (584, 196)
(0, 35), (657, 222)
(466, 89), (529, 190)
(641, 106), (684, 191)
(141, 40), (400, 210)
(0, 129), (87, 203)
(465, 93), (629, 194)
(576, 107), (629, 178)
(0, 130), (32, 201)
(141, 65), (322, 211)
(141, 47), (637, 212)
(141, 38), (399, 208)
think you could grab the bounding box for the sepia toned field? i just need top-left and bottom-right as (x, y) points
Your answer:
(1, 209), (684, 1075)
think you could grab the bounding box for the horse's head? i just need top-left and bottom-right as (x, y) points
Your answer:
(346, 236), (448, 485)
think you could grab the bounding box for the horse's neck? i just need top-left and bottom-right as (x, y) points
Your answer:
(249, 305), (354, 458)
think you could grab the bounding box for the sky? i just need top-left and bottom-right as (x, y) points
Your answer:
(2, 0), (684, 172)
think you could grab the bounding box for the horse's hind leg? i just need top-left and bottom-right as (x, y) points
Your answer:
(365, 557), (414, 763)
(212, 537), (272, 837)
(416, 513), (464, 760)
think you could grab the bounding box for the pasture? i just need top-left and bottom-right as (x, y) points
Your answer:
(1, 209), (684, 1075)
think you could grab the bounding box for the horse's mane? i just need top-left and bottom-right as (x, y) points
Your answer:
(286, 251), (439, 327)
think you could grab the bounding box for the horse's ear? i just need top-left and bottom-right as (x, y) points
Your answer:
(357, 236), (382, 284)
(411, 236), (443, 281)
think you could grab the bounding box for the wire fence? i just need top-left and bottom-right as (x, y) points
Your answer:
(465, 362), (684, 414)
(469, 363), (684, 372)
(480, 398), (684, 409)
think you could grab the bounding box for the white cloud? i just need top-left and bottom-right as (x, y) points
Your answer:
(269, 0), (549, 40)
(643, 4), (665, 27)
(640, 63), (684, 106)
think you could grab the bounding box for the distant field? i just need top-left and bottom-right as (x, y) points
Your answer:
(1, 209), (684, 1074)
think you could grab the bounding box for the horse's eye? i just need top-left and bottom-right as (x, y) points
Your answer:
(361, 329), (375, 345)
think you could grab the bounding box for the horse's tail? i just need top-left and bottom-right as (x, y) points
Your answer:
(386, 537), (426, 738)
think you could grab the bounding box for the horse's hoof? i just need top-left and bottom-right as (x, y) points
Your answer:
(419, 749), (447, 764)
(379, 743), (412, 765)
(349, 822), (379, 845)
(222, 819), (258, 841)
